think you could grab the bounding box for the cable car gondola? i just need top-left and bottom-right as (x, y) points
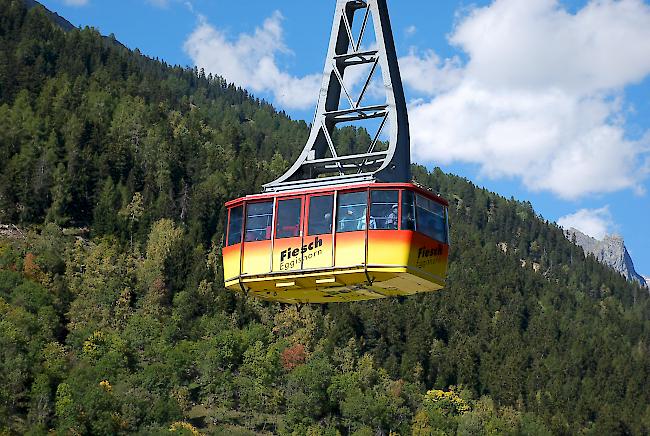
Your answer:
(223, 0), (449, 303)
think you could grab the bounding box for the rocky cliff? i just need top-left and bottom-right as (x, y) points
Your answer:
(566, 228), (647, 288)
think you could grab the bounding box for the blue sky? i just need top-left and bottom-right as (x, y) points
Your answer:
(42, 0), (650, 277)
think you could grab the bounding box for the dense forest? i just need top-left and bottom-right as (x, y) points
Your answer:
(1, 1), (649, 434)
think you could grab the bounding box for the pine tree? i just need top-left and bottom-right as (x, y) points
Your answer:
(46, 163), (71, 225)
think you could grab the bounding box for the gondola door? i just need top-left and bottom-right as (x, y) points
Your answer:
(335, 190), (368, 268)
(273, 196), (305, 274)
(303, 194), (335, 271)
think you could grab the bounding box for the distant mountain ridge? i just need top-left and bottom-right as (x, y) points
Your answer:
(566, 228), (647, 288)
(23, 0), (76, 31)
(23, 0), (127, 49)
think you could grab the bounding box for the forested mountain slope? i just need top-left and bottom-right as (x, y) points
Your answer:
(1, 2), (649, 435)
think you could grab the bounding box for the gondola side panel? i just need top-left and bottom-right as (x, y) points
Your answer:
(367, 230), (411, 266)
(301, 235), (332, 270)
(273, 237), (304, 273)
(408, 233), (449, 282)
(242, 241), (272, 276)
(335, 231), (366, 269)
(223, 245), (242, 282)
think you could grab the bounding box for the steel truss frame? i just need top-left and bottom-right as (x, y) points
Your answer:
(264, 0), (411, 193)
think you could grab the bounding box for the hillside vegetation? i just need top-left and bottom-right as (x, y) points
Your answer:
(1, 1), (649, 435)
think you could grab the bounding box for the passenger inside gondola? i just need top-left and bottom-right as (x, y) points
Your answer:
(370, 190), (398, 230)
(337, 192), (367, 232)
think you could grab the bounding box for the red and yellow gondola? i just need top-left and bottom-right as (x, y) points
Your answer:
(223, 182), (448, 303)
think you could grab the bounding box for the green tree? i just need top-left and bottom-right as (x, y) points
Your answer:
(45, 163), (72, 225)
(93, 177), (120, 237)
(120, 191), (144, 248)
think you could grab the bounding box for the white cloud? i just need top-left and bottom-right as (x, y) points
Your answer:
(400, 48), (463, 95)
(405, 25), (417, 37)
(557, 206), (614, 240)
(409, 83), (643, 198)
(147, 0), (168, 7)
(451, 0), (650, 93)
(146, 0), (194, 12)
(402, 0), (650, 199)
(61, 0), (88, 6)
(184, 12), (321, 110)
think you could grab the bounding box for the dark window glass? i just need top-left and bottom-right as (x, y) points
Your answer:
(276, 198), (302, 239)
(337, 191), (367, 233)
(245, 201), (273, 242)
(308, 195), (334, 236)
(401, 190), (416, 231)
(227, 206), (243, 246)
(416, 195), (447, 243)
(370, 190), (398, 230)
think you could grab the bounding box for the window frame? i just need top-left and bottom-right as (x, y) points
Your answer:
(226, 205), (244, 246)
(369, 189), (400, 230)
(307, 194), (335, 236)
(400, 189), (417, 232)
(244, 200), (275, 242)
(336, 190), (369, 233)
(274, 196), (304, 240)
(414, 193), (448, 244)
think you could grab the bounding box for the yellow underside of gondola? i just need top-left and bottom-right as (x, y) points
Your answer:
(224, 265), (445, 304)
(223, 230), (448, 304)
